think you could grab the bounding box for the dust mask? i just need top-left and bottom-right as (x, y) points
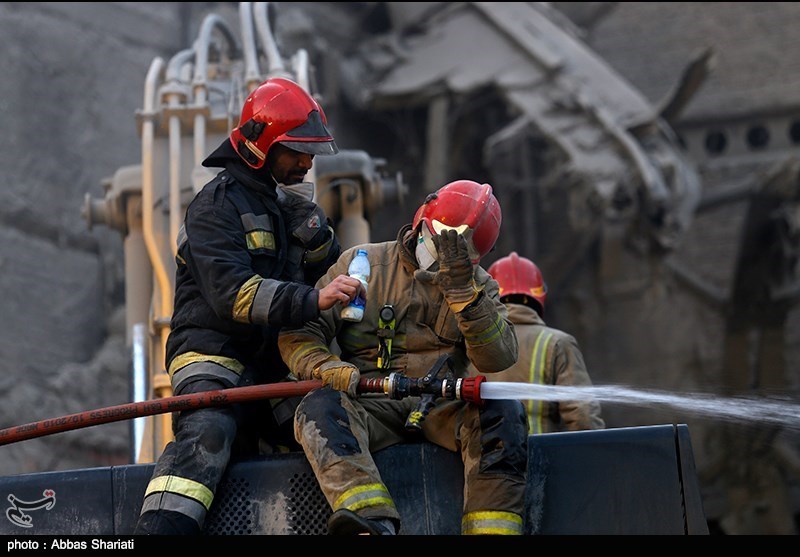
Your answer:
(415, 230), (438, 271)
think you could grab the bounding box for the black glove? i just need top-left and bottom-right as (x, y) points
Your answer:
(432, 229), (481, 313)
(278, 194), (329, 249)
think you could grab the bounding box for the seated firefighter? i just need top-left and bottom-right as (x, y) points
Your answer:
(278, 180), (529, 535)
(478, 252), (605, 433)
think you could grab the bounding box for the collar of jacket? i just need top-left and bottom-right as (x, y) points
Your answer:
(397, 224), (419, 275)
(203, 138), (278, 199)
(203, 137), (239, 168)
(506, 303), (545, 326)
(224, 161), (279, 201)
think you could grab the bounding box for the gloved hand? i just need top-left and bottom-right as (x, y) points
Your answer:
(432, 229), (481, 313)
(278, 194), (329, 249)
(315, 360), (360, 398)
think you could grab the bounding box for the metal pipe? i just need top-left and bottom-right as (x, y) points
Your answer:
(141, 57), (175, 456)
(293, 48), (310, 91)
(193, 14), (239, 93)
(254, 2), (288, 76)
(239, 2), (263, 91)
(166, 48), (194, 82)
(168, 115), (182, 256)
(141, 57), (172, 326)
(164, 52), (193, 258)
(291, 48), (318, 187)
(191, 14), (239, 166)
(335, 178), (369, 249)
(193, 90), (208, 175)
(131, 323), (148, 463)
(123, 197), (151, 346)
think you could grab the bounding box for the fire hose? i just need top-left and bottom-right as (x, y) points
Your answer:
(0, 355), (485, 447)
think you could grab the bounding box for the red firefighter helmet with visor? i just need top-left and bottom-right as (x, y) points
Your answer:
(229, 77), (338, 170)
(412, 180), (502, 264)
(488, 252), (548, 315)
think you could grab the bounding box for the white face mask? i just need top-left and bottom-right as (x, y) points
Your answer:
(275, 180), (315, 201)
(415, 232), (438, 271)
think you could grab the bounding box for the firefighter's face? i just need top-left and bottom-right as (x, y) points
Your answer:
(267, 143), (314, 185)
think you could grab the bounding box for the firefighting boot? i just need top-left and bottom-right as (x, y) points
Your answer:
(327, 509), (397, 535)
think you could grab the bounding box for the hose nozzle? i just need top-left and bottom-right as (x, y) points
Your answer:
(356, 355), (485, 407)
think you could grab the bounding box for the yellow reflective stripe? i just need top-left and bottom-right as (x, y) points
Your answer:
(168, 351), (245, 377)
(462, 511), (524, 535)
(287, 342), (332, 373)
(339, 326), (380, 350)
(246, 230), (275, 251)
(233, 275), (262, 323)
(345, 496), (395, 512)
(144, 475), (214, 511)
(334, 483), (396, 513)
(464, 312), (506, 345)
(305, 226), (333, 263)
(527, 332), (554, 434)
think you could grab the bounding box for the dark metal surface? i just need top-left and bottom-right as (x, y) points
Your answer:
(0, 424), (707, 535)
(527, 424), (708, 534)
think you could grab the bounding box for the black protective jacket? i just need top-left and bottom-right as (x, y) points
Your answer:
(166, 143), (340, 389)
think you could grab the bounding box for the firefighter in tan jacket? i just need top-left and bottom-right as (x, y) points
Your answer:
(278, 180), (528, 535)
(478, 252), (605, 433)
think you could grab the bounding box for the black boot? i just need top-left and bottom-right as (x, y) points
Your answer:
(134, 510), (201, 535)
(327, 509), (397, 535)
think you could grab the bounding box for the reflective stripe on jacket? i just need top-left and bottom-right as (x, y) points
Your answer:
(477, 303), (605, 433)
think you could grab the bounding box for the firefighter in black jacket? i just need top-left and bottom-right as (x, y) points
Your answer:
(135, 77), (364, 535)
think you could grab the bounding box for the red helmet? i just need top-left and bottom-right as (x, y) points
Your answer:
(487, 252), (547, 313)
(229, 77), (338, 169)
(412, 180), (502, 262)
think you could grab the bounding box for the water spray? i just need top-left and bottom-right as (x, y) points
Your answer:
(480, 381), (800, 431)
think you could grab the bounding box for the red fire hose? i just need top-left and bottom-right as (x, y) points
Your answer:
(0, 365), (485, 447)
(0, 379), (323, 448)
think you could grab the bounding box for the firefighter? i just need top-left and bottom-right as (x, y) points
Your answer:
(278, 180), (529, 535)
(480, 252), (605, 433)
(135, 77), (364, 535)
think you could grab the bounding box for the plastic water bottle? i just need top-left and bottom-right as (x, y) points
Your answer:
(341, 249), (370, 322)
